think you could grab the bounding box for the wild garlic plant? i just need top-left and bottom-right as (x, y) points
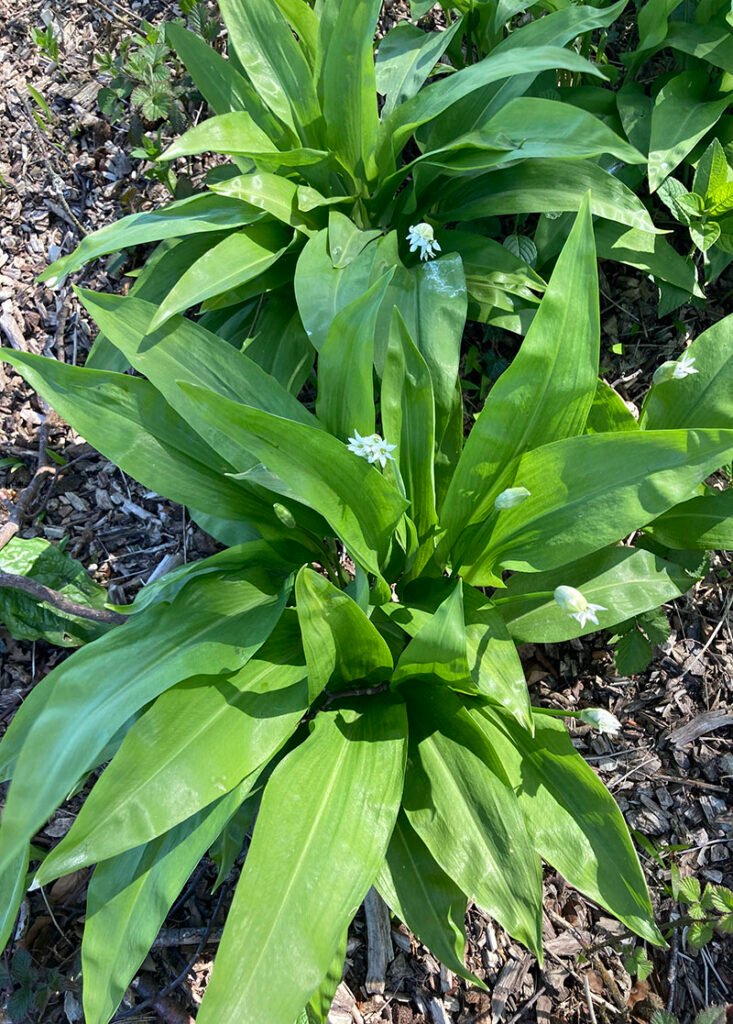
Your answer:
(39, 0), (697, 359)
(3, 198), (733, 1023)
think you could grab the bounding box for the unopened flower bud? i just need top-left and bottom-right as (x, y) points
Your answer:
(494, 486), (531, 510)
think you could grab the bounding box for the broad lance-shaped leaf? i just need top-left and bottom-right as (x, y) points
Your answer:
(381, 309), (437, 546)
(315, 0), (381, 182)
(166, 22), (293, 148)
(211, 172), (317, 232)
(316, 270), (394, 441)
(473, 707), (664, 946)
(465, 428), (733, 584)
(0, 350), (282, 534)
(646, 490), (733, 550)
(381, 579), (532, 730)
(375, 19), (463, 119)
(0, 844), (29, 951)
(294, 228), (380, 351)
(665, 20), (733, 75)
(402, 683), (543, 955)
(376, 812), (482, 987)
(38, 193), (261, 284)
(423, 0), (627, 147)
(219, 0), (321, 144)
(642, 312), (733, 430)
(148, 221), (293, 329)
(295, 569), (392, 702)
(376, 45), (605, 170)
(436, 159), (660, 235)
(77, 290), (317, 430)
(176, 383), (408, 577)
(0, 570), (288, 877)
(36, 613), (308, 881)
(440, 198), (599, 565)
(161, 111), (326, 166)
(494, 546), (695, 643)
(648, 71), (730, 193)
(82, 784), (248, 1024)
(196, 699), (407, 1024)
(585, 379), (639, 435)
(594, 222), (703, 299)
(392, 581), (472, 690)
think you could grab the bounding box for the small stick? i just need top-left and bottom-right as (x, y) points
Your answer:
(0, 412), (54, 553)
(364, 887), (393, 996)
(666, 929), (680, 1013)
(582, 974), (598, 1024)
(0, 574), (127, 625)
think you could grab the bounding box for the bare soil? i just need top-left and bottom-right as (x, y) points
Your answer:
(0, 3), (731, 1023)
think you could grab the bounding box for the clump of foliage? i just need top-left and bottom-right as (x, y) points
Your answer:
(671, 867), (733, 953)
(3, 1), (733, 1022)
(653, 1006), (727, 1024)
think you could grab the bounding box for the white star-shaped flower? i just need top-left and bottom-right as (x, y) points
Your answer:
(673, 352), (698, 379)
(346, 429), (371, 458)
(553, 585), (607, 629)
(347, 430), (396, 469)
(579, 708), (622, 736)
(653, 351), (698, 384)
(407, 222), (441, 261)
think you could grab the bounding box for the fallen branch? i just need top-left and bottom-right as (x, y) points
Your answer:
(0, 411), (54, 553)
(0, 573), (127, 625)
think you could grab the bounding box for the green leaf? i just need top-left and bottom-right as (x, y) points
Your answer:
(393, 581), (471, 690)
(706, 182), (733, 217)
(594, 221), (702, 298)
(39, 193), (260, 284)
(423, 0), (627, 147)
(421, 97), (646, 176)
(161, 111), (327, 167)
(87, 235), (226, 372)
(646, 489), (733, 549)
(211, 172), (315, 232)
(694, 138), (730, 198)
(0, 536), (109, 647)
(81, 784), (248, 1024)
(377, 46), (605, 170)
(209, 790), (259, 892)
(295, 568), (392, 702)
(327, 211), (381, 269)
(176, 383), (408, 577)
(315, 0), (381, 182)
(0, 569), (288, 876)
(0, 845), (29, 952)
(436, 159), (661, 234)
(440, 198), (599, 569)
(585, 379), (640, 435)
(494, 546), (694, 642)
(690, 219), (721, 253)
(148, 221), (292, 328)
(166, 21), (290, 148)
(666, 20), (733, 74)
(36, 613), (308, 880)
(474, 707), (664, 945)
(316, 271), (393, 440)
(196, 699), (407, 1024)
(0, 349), (278, 532)
(469, 429), (733, 583)
(218, 0), (321, 144)
(271, 0), (319, 67)
(648, 71), (730, 193)
(381, 254), (466, 504)
(381, 309), (437, 544)
(294, 229), (381, 351)
(642, 312), (733, 429)
(376, 20), (462, 119)
(402, 683), (543, 955)
(376, 812), (481, 986)
(613, 627), (654, 676)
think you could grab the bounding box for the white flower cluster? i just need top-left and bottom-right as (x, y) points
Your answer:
(406, 223), (441, 261)
(553, 585), (606, 629)
(653, 351), (697, 384)
(347, 430), (397, 468)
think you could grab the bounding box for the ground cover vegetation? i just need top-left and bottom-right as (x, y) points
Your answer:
(1, 0), (732, 1022)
